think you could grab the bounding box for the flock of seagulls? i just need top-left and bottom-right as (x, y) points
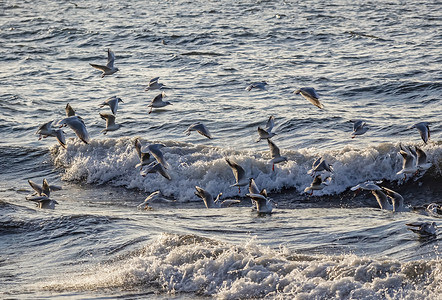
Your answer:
(27, 48), (439, 236)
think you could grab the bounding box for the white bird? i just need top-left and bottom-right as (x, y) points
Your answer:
(414, 146), (432, 172)
(256, 116), (276, 142)
(307, 157), (333, 176)
(267, 139), (287, 171)
(350, 120), (369, 138)
(140, 161), (171, 180)
(90, 48), (119, 77)
(54, 116), (90, 144)
(245, 178), (273, 213)
(145, 77), (165, 91)
(411, 122), (430, 144)
(27, 178), (62, 199)
(137, 191), (173, 210)
(99, 96), (123, 115)
(225, 158), (249, 193)
(184, 122), (213, 139)
(194, 186), (226, 208)
(245, 81), (268, 91)
(143, 143), (169, 168)
(304, 175), (331, 195)
(370, 189), (393, 210)
(148, 92), (172, 114)
(351, 180), (383, 192)
(134, 138), (153, 169)
(381, 187), (409, 212)
(99, 113), (121, 134)
(293, 87), (323, 109)
(36, 120), (66, 148)
(397, 144), (418, 179)
(65, 103), (75, 117)
(406, 222), (437, 237)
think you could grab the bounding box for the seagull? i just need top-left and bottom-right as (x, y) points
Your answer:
(225, 158), (249, 193)
(144, 143), (169, 168)
(256, 116), (276, 142)
(381, 187), (409, 212)
(406, 222), (437, 237)
(245, 81), (268, 91)
(89, 48), (119, 77)
(99, 113), (121, 134)
(397, 144), (418, 179)
(194, 186), (224, 208)
(293, 87), (323, 109)
(184, 122), (213, 139)
(350, 180), (383, 195)
(414, 146), (432, 172)
(411, 122), (430, 144)
(370, 189), (393, 210)
(145, 77), (165, 91)
(350, 120), (369, 138)
(245, 178), (272, 213)
(54, 116), (90, 144)
(36, 120), (66, 148)
(148, 92), (172, 114)
(140, 161), (171, 180)
(26, 178), (62, 200)
(99, 96), (123, 115)
(134, 138), (153, 169)
(65, 103), (75, 117)
(304, 175), (331, 195)
(307, 157), (333, 176)
(267, 139), (287, 171)
(137, 191), (173, 210)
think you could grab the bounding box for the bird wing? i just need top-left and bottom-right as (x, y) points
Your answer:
(267, 139), (280, 158)
(226, 158), (245, 183)
(106, 48), (115, 68)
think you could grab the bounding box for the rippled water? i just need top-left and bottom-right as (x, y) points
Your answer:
(1, 0), (441, 299)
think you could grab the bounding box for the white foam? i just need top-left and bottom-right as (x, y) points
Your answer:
(50, 137), (442, 201)
(43, 233), (442, 299)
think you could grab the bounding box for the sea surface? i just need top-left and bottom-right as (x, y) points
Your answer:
(1, 0), (441, 299)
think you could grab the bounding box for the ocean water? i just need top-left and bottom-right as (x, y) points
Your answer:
(1, 0), (442, 299)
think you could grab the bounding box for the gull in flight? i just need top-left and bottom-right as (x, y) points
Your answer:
(99, 96), (123, 115)
(148, 92), (172, 114)
(90, 48), (119, 77)
(293, 87), (323, 109)
(27, 178), (62, 199)
(142, 143), (169, 168)
(350, 180), (382, 195)
(145, 77), (165, 91)
(245, 81), (268, 91)
(225, 158), (249, 193)
(36, 120), (66, 148)
(194, 186), (239, 208)
(26, 179), (61, 209)
(307, 157), (333, 177)
(381, 186), (409, 212)
(245, 178), (273, 213)
(370, 189), (393, 210)
(304, 175), (331, 195)
(397, 144), (418, 179)
(411, 122), (430, 144)
(99, 113), (121, 134)
(267, 139), (287, 171)
(134, 138), (153, 169)
(65, 103), (76, 117)
(137, 190), (174, 210)
(414, 146), (432, 172)
(184, 122), (213, 139)
(54, 116), (90, 144)
(406, 222), (437, 237)
(350, 119), (369, 138)
(140, 161), (171, 180)
(256, 116), (276, 142)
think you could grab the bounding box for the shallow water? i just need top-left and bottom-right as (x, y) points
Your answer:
(1, 0), (441, 299)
